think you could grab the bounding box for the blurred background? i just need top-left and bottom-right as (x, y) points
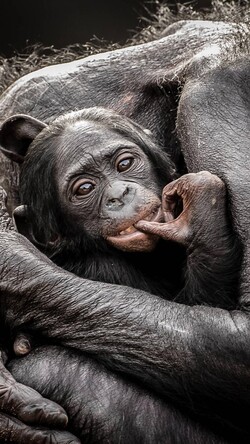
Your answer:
(0, 0), (211, 56)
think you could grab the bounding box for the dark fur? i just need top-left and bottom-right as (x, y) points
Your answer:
(4, 107), (241, 443)
(19, 108), (184, 299)
(0, 2), (249, 443)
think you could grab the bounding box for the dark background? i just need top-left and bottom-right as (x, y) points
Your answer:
(0, 0), (210, 57)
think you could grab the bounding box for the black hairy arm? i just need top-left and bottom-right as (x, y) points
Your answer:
(0, 188), (80, 444)
(1, 227), (249, 413)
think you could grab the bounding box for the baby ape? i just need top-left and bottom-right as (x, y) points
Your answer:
(0, 107), (241, 442)
(1, 107), (181, 297)
(0, 107), (238, 306)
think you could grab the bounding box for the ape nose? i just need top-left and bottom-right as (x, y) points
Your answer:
(105, 183), (130, 210)
(106, 198), (123, 209)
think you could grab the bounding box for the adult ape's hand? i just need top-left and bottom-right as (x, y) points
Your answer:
(0, 187), (80, 444)
(0, 352), (80, 443)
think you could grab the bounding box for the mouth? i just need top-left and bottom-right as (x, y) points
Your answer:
(118, 206), (162, 237)
(106, 206), (163, 252)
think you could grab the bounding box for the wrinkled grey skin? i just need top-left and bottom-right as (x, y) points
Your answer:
(0, 19), (250, 443)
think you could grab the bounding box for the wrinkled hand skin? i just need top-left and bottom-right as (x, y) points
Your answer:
(136, 171), (239, 307)
(136, 171), (226, 247)
(0, 187), (80, 444)
(0, 352), (80, 443)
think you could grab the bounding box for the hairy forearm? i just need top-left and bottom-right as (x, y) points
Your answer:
(182, 230), (241, 308)
(9, 346), (230, 443)
(1, 231), (249, 407)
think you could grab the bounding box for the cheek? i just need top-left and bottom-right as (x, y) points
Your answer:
(149, 172), (164, 195)
(62, 198), (103, 237)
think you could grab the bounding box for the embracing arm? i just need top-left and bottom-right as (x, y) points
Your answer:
(0, 188), (80, 443)
(1, 229), (249, 409)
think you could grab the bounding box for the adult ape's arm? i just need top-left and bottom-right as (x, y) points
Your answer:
(1, 227), (249, 415)
(177, 62), (250, 302)
(9, 346), (229, 443)
(0, 188), (80, 444)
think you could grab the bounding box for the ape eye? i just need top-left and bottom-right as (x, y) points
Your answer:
(72, 180), (95, 196)
(116, 156), (134, 172)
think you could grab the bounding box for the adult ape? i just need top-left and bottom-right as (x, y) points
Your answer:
(0, 12), (249, 444)
(0, 107), (239, 443)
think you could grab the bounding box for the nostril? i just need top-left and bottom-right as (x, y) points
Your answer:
(105, 185), (130, 209)
(106, 198), (124, 209)
(123, 186), (129, 197)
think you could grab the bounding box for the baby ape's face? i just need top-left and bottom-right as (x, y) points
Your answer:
(56, 120), (163, 252)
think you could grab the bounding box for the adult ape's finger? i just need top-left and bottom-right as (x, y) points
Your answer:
(0, 361), (68, 428)
(0, 413), (80, 443)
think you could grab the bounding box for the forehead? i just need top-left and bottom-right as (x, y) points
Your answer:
(55, 119), (136, 170)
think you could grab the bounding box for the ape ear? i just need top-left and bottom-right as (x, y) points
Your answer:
(0, 114), (47, 163)
(13, 205), (47, 246)
(13, 205), (61, 248)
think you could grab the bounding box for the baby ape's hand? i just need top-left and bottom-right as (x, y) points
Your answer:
(135, 171), (226, 247)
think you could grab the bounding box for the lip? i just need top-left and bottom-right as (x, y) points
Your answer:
(106, 206), (163, 251)
(111, 206), (162, 238)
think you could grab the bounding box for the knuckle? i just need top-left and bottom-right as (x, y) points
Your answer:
(211, 174), (225, 190)
(196, 171), (225, 187)
(162, 183), (175, 195)
(177, 171), (226, 194)
(189, 171), (212, 185)
(41, 431), (80, 444)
